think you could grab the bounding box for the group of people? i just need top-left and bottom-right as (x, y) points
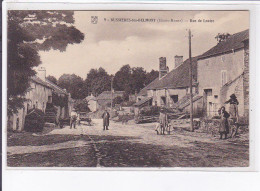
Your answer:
(218, 94), (239, 139)
(155, 108), (170, 135)
(69, 109), (110, 131)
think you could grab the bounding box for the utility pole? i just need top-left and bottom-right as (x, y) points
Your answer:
(188, 29), (194, 132)
(111, 76), (114, 110)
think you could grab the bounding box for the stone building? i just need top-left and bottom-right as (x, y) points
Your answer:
(96, 90), (125, 109)
(136, 56), (198, 109)
(8, 67), (72, 131)
(197, 29), (249, 118)
(85, 94), (98, 112)
(8, 74), (53, 131)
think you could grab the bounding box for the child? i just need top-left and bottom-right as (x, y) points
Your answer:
(155, 122), (161, 135)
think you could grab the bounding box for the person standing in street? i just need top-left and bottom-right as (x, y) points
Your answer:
(218, 106), (230, 139)
(102, 109), (110, 130)
(225, 93), (239, 137)
(70, 109), (77, 129)
(159, 108), (168, 135)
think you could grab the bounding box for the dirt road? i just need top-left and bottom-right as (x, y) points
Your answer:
(7, 119), (249, 167)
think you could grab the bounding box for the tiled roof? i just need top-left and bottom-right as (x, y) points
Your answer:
(137, 77), (159, 96)
(133, 97), (152, 106)
(45, 79), (68, 95)
(31, 76), (51, 88)
(199, 29), (249, 59)
(147, 57), (198, 90)
(97, 91), (124, 100)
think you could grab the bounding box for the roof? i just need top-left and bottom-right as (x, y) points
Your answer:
(137, 77), (159, 96)
(133, 97), (152, 107)
(177, 94), (203, 109)
(85, 95), (97, 101)
(199, 29), (249, 60)
(147, 57), (198, 90)
(97, 91), (124, 100)
(31, 76), (51, 88)
(45, 79), (68, 95)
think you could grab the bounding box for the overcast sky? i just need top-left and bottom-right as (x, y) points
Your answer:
(39, 11), (249, 79)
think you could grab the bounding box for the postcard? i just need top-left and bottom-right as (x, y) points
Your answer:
(4, 6), (252, 169)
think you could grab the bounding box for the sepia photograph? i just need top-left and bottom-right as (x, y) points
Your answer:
(6, 10), (250, 168)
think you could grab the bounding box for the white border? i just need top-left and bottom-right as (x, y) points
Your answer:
(2, 2), (260, 190)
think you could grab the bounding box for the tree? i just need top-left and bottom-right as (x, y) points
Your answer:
(130, 67), (146, 94)
(145, 69), (159, 86)
(74, 99), (90, 113)
(58, 74), (87, 99)
(85, 67), (111, 96)
(46, 75), (58, 85)
(8, 10), (84, 115)
(113, 65), (132, 93)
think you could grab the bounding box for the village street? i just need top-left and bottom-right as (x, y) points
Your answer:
(7, 119), (249, 167)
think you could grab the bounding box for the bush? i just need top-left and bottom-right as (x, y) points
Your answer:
(24, 109), (45, 132)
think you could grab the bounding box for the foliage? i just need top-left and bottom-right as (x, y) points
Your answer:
(7, 10), (84, 115)
(145, 70), (159, 85)
(113, 65), (159, 97)
(113, 96), (124, 105)
(52, 93), (68, 108)
(46, 75), (58, 85)
(7, 96), (27, 117)
(24, 108), (45, 132)
(85, 67), (112, 96)
(57, 74), (87, 99)
(74, 99), (90, 112)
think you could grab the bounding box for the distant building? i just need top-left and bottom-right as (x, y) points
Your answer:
(197, 29), (249, 118)
(85, 94), (98, 112)
(96, 90), (124, 109)
(136, 56), (199, 111)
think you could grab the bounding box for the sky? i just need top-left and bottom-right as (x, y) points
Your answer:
(39, 11), (249, 79)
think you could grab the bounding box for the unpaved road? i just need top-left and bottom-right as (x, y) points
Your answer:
(7, 119), (249, 167)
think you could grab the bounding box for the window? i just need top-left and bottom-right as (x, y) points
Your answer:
(204, 89), (212, 96)
(170, 95), (178, 103)
(221, 55), (225, 62)
(221, 70), (227, 86)
(161, 96), (166, 105)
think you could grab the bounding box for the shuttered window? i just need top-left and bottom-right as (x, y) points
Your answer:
(221, 70), (227, 86)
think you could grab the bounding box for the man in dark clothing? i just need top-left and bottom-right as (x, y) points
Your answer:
(102, 110), (110, 130)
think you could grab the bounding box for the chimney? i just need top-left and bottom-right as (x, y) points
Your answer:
(37, 67), (46, 81)
(174, 55), (183, 68)
(159, 57), (167, 79)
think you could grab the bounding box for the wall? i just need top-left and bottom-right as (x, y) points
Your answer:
(220, 75), (244, 116)
(243, 40), (249, 118)
(88, 100), (97, 112)
(198, 49), (244, 95)
(9, 81), (52, 131)
(182, 97), (204, 117)
(148, 88), (192, 107)
(197, 49), (245, 116)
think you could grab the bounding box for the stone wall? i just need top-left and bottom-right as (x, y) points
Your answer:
(243, 40), (249, 118)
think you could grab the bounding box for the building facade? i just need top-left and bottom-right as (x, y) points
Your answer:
(197, 29), (249, 118)
(8, 67), (71, 131)
(136, 56), (198, 111)
(8, 76), (53, 131)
